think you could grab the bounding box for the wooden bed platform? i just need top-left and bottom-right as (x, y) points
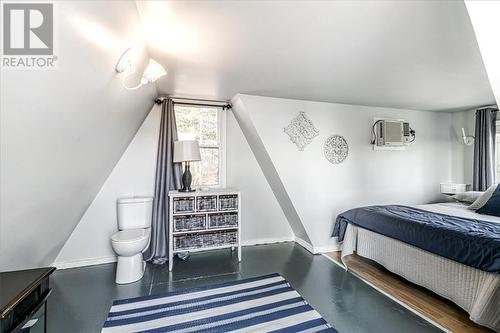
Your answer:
(324, 251), (494, 333)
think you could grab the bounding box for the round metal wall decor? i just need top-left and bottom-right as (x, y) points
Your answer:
(324, 135), (348, 164)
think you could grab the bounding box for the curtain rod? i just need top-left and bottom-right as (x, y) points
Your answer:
(154, 96), (231, 109)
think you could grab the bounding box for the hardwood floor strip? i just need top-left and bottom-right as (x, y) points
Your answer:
(324, 251), (493, 333)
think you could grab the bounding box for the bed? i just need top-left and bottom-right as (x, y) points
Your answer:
(333, 202), (500, 332)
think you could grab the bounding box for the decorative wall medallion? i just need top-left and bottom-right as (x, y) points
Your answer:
(324, 135), (348, 164)
(283, 112), (319, 151)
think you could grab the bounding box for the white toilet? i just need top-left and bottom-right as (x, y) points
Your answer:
(111, 197), (153, 284)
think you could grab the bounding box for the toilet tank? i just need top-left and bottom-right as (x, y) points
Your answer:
(117, 197), (153, 230)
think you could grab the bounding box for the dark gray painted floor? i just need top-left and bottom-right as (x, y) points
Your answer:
(48, 242), (441, 333)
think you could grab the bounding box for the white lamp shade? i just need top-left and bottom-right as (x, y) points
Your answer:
(173, 140), (201, 162)
(141, 59), (166, 83)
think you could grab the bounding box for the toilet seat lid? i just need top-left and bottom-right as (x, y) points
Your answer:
(111, 229), (148, 243)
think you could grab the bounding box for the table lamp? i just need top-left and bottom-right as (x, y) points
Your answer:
(173, 140), (201, 192)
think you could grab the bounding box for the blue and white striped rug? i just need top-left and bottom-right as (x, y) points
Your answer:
(102, 273), (337, 333)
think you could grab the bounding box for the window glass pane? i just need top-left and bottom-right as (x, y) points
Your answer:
(191, 147), (219, 186)
(200, 107), (218, 145)
(174, 104), (220, 187)
(175, 106), (200, 141)
(175, 105), (218, 145)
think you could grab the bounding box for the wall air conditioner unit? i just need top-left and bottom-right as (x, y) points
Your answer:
(373, 119), (414, 149)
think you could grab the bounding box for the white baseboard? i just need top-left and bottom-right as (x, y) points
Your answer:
(294, 237), (314, 253)
(54, 238), (294, 270)
(53, 237), (338, 270)
(313, 244), (340, 253)
(242, 236), (294, 246)
(54, 255), (117, 270)
(295, 237), (340, 254)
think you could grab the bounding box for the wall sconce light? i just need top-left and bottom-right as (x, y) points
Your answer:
(461, 128), (475, 146)
(115, 48), (166, 90)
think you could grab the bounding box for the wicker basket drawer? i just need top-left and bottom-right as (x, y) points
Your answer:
(196, 195), (217, 212)
(174, 231), (238, 251)
(208, 212), (238, 229)
(219, 194), (238, 211)
(173, 197), (195, 213)
(173, 215), (206, 232)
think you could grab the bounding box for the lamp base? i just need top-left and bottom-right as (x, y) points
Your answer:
(180, 162), (195, 192)
(178, 188), (196, 193)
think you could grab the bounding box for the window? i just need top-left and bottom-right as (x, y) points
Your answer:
(174, 104), (225, 187)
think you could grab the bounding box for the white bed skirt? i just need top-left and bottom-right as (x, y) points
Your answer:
(341, 224), (500, 332)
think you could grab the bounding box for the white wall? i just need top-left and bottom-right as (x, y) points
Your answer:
(233, 94), (455, 249)
(0, 1), (156, 271)
(230, 97), (311, 244)
(55, 105), (294, 267)
(226, 112), (294, 245)
(54, 93), (474, 265)
(54, 106), (161, 267)
(451, 110), (476, 185)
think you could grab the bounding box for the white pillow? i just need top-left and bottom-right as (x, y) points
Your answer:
(468, 184), (498, 210)
(451, 191), (484, 204)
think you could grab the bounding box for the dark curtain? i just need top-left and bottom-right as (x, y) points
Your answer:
(473, 107), (498, 191)
(144, 99), (182, 263)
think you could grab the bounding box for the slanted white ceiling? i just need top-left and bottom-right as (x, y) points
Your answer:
(0, 1), (156, 271)
(466, 1), (500, 107)
(137, 0), (495, 112)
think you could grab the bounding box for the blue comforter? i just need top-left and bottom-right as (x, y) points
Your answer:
(333, 205), (500, 273)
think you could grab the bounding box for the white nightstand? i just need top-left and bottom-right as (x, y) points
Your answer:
(440, 183), (469, 195)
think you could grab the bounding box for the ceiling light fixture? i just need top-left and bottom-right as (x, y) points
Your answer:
(115, 48), (166, 90)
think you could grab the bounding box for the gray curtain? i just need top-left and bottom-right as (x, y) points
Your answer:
(144, 99), (182, 263)
(473, 107), (498, 191)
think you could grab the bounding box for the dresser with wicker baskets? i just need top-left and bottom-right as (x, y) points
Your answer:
(168, 189), (241, 271)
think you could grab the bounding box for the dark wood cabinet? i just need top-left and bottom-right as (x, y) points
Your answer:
(0, 267), (55, 333)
